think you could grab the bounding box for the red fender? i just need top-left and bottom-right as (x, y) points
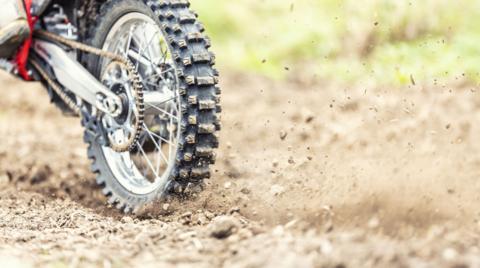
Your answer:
(15, 0), (37, 80)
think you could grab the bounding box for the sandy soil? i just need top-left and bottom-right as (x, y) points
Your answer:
(1, 70), (480, 267)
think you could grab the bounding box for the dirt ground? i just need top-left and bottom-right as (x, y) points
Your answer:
(1, 69), (480, 268)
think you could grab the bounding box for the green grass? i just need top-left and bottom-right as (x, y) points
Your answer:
(191, 0), (480, 85)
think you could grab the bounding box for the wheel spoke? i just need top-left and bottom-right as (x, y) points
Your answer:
(123, 25), (135, 57)
(160, 42), (169, 66)
(142, 123), (169, 164)
(134, 23), (158, 71)
(144, 101), (179, 120)
(144, 66), (174, 82)
(136, 141), (160, 179)
(144, 127), (175, 147)
(142, 26), (162, 69)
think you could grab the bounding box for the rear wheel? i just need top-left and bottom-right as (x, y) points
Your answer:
(82, 0), (220, 212)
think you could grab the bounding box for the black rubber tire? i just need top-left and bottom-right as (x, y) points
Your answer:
(81, 0), (221, 213)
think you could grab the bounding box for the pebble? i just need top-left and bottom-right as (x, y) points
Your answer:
(204, 211), (215, 220)
(197, 214), (208, 225)
(240, 188), (251, 195)
(121, 216), (133, 224)
(229, 207), (240, 214)
(209, 216), (240, 239)
(272, 160), (279, 168)
(272, 225), (285, 236)
(302, 109), (315, 123)
(181, 211), (192, 218)
(178, 231), (197, 240)
(270, 185), (285, 196)
(279, 130), (288, 140)
(320, 239), (333, 255)
(285, 219), (298, 229)
(367, 217), (380, 229)
(442, 247), (458, 261)
(237, 228), (253, 239)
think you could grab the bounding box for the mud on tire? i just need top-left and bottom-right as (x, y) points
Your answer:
(81, 0), (220, 212)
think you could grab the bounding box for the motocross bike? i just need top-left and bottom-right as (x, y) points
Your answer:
(7, 0), (221, 212)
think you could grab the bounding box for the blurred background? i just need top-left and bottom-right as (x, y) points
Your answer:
(192, 0), (480, 85)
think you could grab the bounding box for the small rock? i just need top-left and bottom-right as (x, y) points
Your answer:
(442, 247), (458, 261)
(204, 211), (215, 220)
(178, 231), (197, 240)
(367, 217), (380, 229)
(240, 188), (251, 195)
(227, 234), (241, 243)
(162, 203), (170, 211)
(209, 216), (240, 239)
(30, 165), (52, 185)
(224, 181), (232, 189)
(279, 130), (288, 140)
(285, 219), (298, 229)
(121, 216), (133, 224)
(302, 109), (315, 123)
(237, 228), (253, 240)
(229, 207), (240, 214)
(288, 157), (295, 164)
(270, 184), (285, 196)
(272, 160), (279, 168)
(320, 239), (333, 255)
(249, 223), (265, 235)
(426, 225), (445, 241)
(272, 225), (284, 236)
(181, 211), (192, 218)
(197, 214), (208, 225)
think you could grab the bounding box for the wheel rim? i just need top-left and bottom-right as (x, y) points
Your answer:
(98, 12), (181, 195)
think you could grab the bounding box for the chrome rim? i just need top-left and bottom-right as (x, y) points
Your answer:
(98, 12), (180, 195)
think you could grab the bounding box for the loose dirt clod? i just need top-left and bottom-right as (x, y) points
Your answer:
(209, 216), (240, 239)
(302, 109), (315, 123)
(240, 187), (251, 195)
(272, 160), (279, 168)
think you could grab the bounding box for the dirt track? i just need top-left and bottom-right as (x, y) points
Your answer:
(1, 70), (480, 267)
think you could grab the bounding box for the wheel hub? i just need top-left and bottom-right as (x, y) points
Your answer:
(100, 61), (140, 150)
